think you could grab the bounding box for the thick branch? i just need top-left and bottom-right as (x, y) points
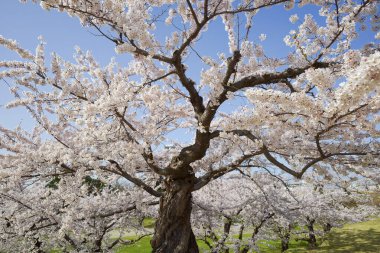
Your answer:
(232, 62), (330, 91)
(88, 201), (159, 220)
(106, 159), (163, 197)
(193, 151), (263, 191)
(210, 129), (258, 142)
(172, 51), (205, 116)
(264, 147), (370, 179)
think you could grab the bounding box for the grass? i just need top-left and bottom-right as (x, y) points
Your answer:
(287, 218), (380, 253)
(115, 237), (151, 253)
(115, 236), (210, 253)
(142, 217), (155, 229)
(116, 218), (380, 253)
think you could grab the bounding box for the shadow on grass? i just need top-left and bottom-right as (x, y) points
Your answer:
(115, 219), (380, 253)
(115, 229), (380, 253)
(317, 228), (380, 253)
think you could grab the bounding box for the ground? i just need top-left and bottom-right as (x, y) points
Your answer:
(115, 218), (380, 253)
(287, 218), (380, 253)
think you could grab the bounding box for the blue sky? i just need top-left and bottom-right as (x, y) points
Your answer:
(0, 0), (377, 131)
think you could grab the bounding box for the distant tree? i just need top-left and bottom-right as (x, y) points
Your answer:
(193, 172), (377, 252)
(0, 0), (379, 252)
(290, 180), (377, 249)
(193, 173), (294, 253)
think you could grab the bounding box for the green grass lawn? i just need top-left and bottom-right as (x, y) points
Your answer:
(115, 236), (210, 253)
(287, 218), (380, 253)
(142, 217), (155, 229)
(115, 237), (151, 253)
(116, 218), (380, 253)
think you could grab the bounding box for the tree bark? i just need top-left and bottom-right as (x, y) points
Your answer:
(151, 175), (199, 253)
(307, 218), (317, 249)
(34, 238), (45, 253)
(323, 223), (332, 233)
(240, 213), (274, 253)
(281, 234), (290, 253)
(279, 225), (292, 253)
(212, 217), (232, 253)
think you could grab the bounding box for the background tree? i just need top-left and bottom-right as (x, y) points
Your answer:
(0, 173), (158, 252)
(193, 173), (295, 253)
(0, 0), (379, 252)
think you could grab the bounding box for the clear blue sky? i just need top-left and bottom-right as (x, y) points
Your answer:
(0, 0), (376, 131)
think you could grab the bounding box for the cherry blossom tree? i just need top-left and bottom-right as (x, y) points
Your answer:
(0, 170), (158, 252)
(192, 173), (296, 253)
(193, 172), (377, 252)
(289, 181), (377, 249)
(0, 0), (379, 252)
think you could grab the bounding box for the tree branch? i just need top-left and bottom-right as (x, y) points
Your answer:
(105, 159), (163, 197)
(186, 0), (200, 25)
(193, 151), (263, 191)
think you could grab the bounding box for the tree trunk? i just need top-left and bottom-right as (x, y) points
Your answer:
(34, 238), (45, 253)
(279, 225), (292, 253)
(213, 217), (232, 253)
(307, 218), (317, 248)
(93, 237), (102, 252)
(323, 223), (332, 233)
(151, 175), (199, 253)
(281, 235), (290, 253)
